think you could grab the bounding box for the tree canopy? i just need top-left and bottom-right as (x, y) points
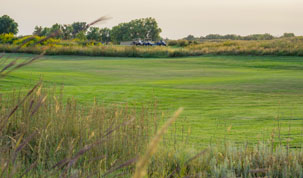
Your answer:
(71, 22), (87, 38)
(0, 15), (18, 34)
(86, 27), (111, 43)
(30, 17), (162, 43)
(184, 33), (287, 41)
(110, 18), (162, 43)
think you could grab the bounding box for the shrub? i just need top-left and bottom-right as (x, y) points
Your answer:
(168, 40), (190, 47)
(0, 33), (17, 44)
(168, 40), (178, 46)
(11, 35), (60, 47)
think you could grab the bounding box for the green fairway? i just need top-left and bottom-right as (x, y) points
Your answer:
(2, 53), (303, 146)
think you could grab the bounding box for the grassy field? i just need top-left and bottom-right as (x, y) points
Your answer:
(2, 53), (303, 146)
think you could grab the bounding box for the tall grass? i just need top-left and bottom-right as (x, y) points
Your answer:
(0, 85), (165, 177)
(2, 36), (303, 57)
(148, 142), (303, 177)
(1, 84), (303, 177)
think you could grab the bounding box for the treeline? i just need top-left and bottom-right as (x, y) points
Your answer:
(184, 33), (296, 41)
(1, 14), (298, 45)
(32, 17), (162, 43)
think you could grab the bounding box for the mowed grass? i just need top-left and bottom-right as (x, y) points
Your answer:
(2, 53), (303, 146)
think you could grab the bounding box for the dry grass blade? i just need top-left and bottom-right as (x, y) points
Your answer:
(0, 57), (19, 74)
(13, 51), (45, 68)
(29, 95), (47, 117)
(14, 36), (36, 51)
(0, 56), (10, 71)
(167, 148), (208, 178)
(104, 117), (135, 137)
(185, 148), (208, 164)
(87, 155), (105, 163)
(18, 160), (38, 178)
(102, 157), (138, 177)
(0, 81), (41, 131)
(50, 158), (69, 170)
(0, 160), (9, 178)
(1, 132), (38, 178)
(14, 132), (37, 154)
(0, 51), (45, 78)
(0, 53), (6, 67)
(6, 81), (40, 120)
(133, 107), (183, 178)
(52, 140), (103, 171)
(249, 168), (268, 174)
(87, 16), (111, 29)
(32, 30), (60, 46)
(53, 117), (136, 174)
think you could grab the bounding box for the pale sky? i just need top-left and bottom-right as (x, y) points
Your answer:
(1, 0), (303, 39)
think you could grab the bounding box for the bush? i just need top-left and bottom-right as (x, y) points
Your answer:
(168, 40), (191, 47)
(168, 40), (178, 46)
(0, 33), (17, 44)
(12, 35), (60, 47)
(178, 40), (189, 47)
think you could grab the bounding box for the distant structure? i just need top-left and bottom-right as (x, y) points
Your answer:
(120, 41), (133, 46)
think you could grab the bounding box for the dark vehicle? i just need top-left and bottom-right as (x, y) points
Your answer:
(131, 39), (167, 46)
(143, 41), (153, 46)
(132, 40), (143, 46)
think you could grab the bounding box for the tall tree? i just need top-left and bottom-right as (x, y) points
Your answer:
(71, 22), (87, 38)
(49, 23), (64, 38)
(111, 18), (161, 43)
(62, 24), (73, 40)
(0, 15), (18, 34)
(75, 31), (87, 40)
(33, 26), (43, 36)
(87, 27), (101, 41)
(40, 27), (51, 36)
(111, 23), (130, 43)
(184, 35), (195, 41)
(282, 33), (295, 38)
(100, 28), (111, 43)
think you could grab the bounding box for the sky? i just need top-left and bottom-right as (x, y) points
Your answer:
(1, 0), (303, 39)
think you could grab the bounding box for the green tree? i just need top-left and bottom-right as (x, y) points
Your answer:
(87, 27), (101, 41)
(111, 22), (131, 43)
(62, 24), (73, 40)
(49, 23), (64, 38)
(33, 26), (43, 36)
(71, 22), (87, 38)
(184, 35), (195, 41)
(223, 34), (241, 40)
(111, 18), (161, 43)
(100, 28), (111, 43)
(0, 15), (18, 34)
(205, 34), (223, 39)
(40, 27), (51, 36)
(282, 33), (295, 38)
(75, 31), (87, 40)
(244, 33), (274, 40)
